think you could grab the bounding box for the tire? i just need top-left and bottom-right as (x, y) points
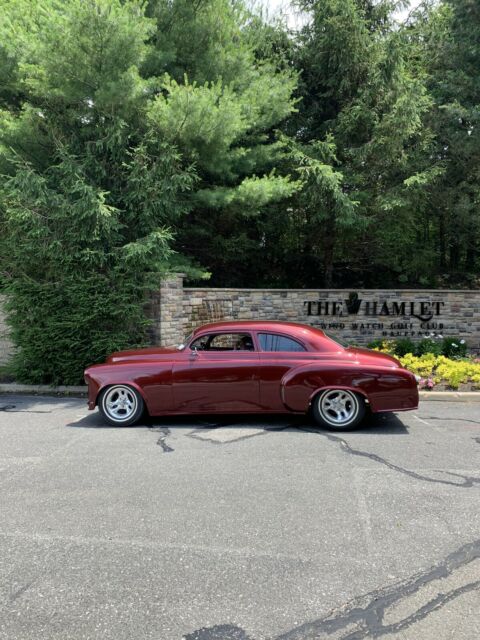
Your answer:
(98, 384), (144, 427)
(312, 388), (366, 431)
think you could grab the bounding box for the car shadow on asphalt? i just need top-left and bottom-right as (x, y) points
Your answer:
(65, 410), (409, 435)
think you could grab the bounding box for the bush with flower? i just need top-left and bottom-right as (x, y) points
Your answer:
(367, 337), (480, 390)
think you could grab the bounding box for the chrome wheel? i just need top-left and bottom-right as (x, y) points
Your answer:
(318, 389), (359, 426)
(102, 385), (138, 423)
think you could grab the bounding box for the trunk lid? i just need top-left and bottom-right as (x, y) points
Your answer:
(345, 346), (402, 368)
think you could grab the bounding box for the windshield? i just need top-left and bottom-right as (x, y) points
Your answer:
(176, 333), (193, 351)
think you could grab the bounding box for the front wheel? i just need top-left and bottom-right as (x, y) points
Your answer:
(312, 389), (365, 431)
(98, 385), (144, 427)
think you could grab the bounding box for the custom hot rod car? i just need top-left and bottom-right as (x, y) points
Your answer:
(84, 321), (419, 431)
(85, 321), (418, 431)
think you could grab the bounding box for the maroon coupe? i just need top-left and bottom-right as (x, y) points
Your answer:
(84, 321), (419, 430)
(84, 321), (419, 431)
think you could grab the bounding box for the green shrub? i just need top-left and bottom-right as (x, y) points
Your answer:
(367, 339), (385, 350)
(391, 338), (416, 356)
(441, 336), (468, 358)
(415, 338), (443, 356)
(366, 336), (470, 361)
(1, 149), (193, 385)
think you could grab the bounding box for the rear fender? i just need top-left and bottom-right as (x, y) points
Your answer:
(280, 362), (417, 413)
(280, 362), (376, 413)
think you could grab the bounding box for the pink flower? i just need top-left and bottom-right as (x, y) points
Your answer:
(418, 377), (435, 390)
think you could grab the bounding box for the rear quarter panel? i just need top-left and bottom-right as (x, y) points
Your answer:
(281, 363), (418, 413)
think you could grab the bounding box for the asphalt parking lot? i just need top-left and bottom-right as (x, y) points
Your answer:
(1, 395), (480, 640)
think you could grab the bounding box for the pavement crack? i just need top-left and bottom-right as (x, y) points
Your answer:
(149, 426), (174, 453)
(264, 423), (297, 432)
(298, 427), (480, 488)
(9, 575), (42, 602)
(274, 538), (480, 639)
(423, 416), (480, 425)
(183, 624), (254, 639)
(186, 539), (480, 640)
(0, 405), (52, 413)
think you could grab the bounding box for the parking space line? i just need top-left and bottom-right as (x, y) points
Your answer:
(414, 414), (431, 426)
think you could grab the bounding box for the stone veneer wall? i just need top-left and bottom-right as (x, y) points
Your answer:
(0, 295), (14, 365)
(154, 275), (480, 351)
(147, 275), (188, 347)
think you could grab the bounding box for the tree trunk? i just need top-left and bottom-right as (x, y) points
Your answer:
(465, 236), (477, 271)
(323, 212), (336, 287)
(439, 210), (447, 269)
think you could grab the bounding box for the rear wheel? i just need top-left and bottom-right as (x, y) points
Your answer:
(312, 389), (365, 431)
(98, 385), (144, 427)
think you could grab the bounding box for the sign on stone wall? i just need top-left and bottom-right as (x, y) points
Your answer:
(158, 276), (480, 350)
(303, 292), (448, 340)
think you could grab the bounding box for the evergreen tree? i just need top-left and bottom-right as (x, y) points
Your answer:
(0, 0), (298, 381)
(143, 0), (299, 285)
(0, 0), (195, 383)
(418, 0), (480, 278)
(281, 0), (432, 287)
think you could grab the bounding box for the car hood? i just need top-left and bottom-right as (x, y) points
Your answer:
(107, 346), (179, 363)
(344, 347), (402, 368)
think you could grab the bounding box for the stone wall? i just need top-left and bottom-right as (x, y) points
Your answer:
(158, 276), (480, 351)
(0, 295), (14, 365)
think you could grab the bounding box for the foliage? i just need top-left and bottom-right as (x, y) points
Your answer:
(399, 353), (440, 378)
(399, 353), (480, 390)
(263, 0), (434, 287)
(0, 0), (194, 383)
(370, 336), (480, 389)
(0, 0), (298, 383)
(388, 338), (416, 357)
(441, 336), (468, 358)
(187, 0), (480, 289)
(368, 336), (469, 359)
(415, 338), (444, 357)
(144, 0), (299, 286)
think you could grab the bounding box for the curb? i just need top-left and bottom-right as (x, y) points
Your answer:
(419, 391), (480, 402)
(0, 383), (87, 397)
(0, 384), (479, 402)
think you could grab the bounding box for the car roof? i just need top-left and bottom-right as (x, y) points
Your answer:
(192, 320), (330, 349)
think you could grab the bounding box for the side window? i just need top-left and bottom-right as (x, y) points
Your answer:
(190, 333), (255, 351)
(258, 333), (306, 352)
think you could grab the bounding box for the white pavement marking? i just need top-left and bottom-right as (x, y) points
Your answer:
(50, 431), (90, 457)
(0, 530), (311, 562)
(69, 414), (90, 424)
(352, 467), (374, 551)
(414, 414), (431, 426)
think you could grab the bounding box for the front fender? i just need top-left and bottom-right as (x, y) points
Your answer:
(84, 362), (174, 414)
(85, 369), (149, 410)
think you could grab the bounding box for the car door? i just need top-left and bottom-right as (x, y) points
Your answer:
(172, 332), (261, 413)
(256, 332), (314, 410)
